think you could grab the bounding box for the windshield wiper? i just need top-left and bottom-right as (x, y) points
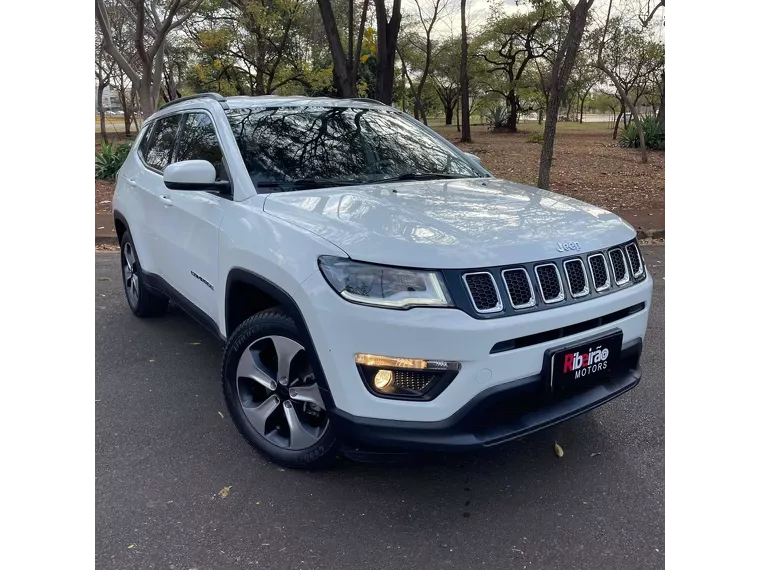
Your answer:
(256, 178), (363, 191)
(368, 172), (474, 185)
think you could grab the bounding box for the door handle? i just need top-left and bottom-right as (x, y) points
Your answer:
(159, 195), (173, 206)
(126, 178), (137, 187)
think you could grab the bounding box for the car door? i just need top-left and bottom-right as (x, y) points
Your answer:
(156, 110), (233, 324)
(133, 114), (183, 278)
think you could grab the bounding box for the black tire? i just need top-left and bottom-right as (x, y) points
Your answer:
(222, 308), (340, 469)
(120, 230), (169, 318)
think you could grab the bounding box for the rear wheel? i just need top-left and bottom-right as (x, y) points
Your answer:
(120, 231), (169, 318)
(222, 308), (339, 469)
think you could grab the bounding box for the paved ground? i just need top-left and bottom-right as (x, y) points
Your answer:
(96, 246), (665, 570)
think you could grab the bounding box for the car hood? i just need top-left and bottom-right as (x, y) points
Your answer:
(262, 178), (635, 269)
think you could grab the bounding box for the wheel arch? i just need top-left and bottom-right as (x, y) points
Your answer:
(224, 268), (335, 406)
(113, 210), (129, 245)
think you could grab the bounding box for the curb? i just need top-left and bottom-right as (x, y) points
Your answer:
(636, 228), (665, 240)
(96, 236), (119, 246)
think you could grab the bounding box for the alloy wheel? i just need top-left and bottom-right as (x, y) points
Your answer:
(122, 242), (139, 307)
(235, 335), (329, 451)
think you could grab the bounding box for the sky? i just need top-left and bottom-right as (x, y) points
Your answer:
(408, 0), (664, 42)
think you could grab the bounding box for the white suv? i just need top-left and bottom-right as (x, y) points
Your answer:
(113, 93), (652, 468)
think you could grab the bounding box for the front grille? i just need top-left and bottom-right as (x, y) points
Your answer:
(455, 240), (643, 317)
(587, 253), (611, 291)
(502, 268), (535, 309)
(563, 259), (589, 298)
(608, 248), (630, 285)
(534, 264), (564, 303)
(462, 272), (502, 313)
(625, 243), (644, 278)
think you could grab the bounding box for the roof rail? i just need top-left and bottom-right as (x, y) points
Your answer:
(160, 92), (229, 111)
(346, 97), (387, 106)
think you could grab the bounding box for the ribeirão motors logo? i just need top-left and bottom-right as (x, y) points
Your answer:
(564, 345), (610, 378)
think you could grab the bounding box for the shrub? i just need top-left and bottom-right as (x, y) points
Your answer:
(619, 116), (664, 150)
(96, 141), (132, 180)
(526, 132), (544, 144)
(486, 105), (510, 130)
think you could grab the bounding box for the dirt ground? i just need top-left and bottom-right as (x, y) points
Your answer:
(95, 123), (665, 228)
(439, 123), (664, 216)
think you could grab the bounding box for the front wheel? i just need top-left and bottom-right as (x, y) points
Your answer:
(120, 230), (169, 317)
(222, 308), (340, 469)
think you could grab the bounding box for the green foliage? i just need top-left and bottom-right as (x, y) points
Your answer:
(527, 132), (544, 144)
(96, 141), (131, 180)
(619, 116), (664, 150)
(486, 106), (510, 130)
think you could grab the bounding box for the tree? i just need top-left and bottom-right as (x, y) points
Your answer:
(374, 0), (403, 103)
(593, 0), (663, 163)
(429, 37), (460, 125)
(397, 0), (450, 124)
(638, 0), (664, 125)
(315, 0), (370, 97)
(537, 0), (594, 190)
(95, 0), (205, 119)
(460, 0), (471, 142)
(476, 2), (554, 132)
(186, 0), (310, 97)
(95, 36), (116, 143)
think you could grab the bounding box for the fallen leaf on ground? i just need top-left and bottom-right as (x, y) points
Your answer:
(218, 411), (224, 418)
(554, 442), (564, 458)
(149, 359), (155, 363)
(590, 452), (602, 457)
(188, 341), (202, 346)
(127, 544), (135, 549)
(218, 485), (232, 498)
(97, 226), (105, 230)
(98, 277), (110, 281)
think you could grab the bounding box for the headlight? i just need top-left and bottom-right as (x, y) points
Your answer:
(318, 256), (453, 309)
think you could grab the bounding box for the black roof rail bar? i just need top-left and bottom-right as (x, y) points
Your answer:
(160, 92), (229, 111)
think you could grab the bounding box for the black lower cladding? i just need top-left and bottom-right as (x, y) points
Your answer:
(332, 339), (642, 453)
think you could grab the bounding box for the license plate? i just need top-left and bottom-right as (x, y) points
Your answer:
(547, 331), (623, 392)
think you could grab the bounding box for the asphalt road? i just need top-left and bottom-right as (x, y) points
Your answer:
(96, 246), (665, 570)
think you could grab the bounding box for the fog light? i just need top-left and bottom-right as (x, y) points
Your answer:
(374, 369), (394, 389)
(355, 353), (461, 400)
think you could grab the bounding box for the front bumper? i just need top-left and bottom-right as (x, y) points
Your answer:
(300, 270), (653, 423)
(332, 339), (642, 453)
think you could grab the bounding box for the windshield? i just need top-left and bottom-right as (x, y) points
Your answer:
(225, 106), (485, 190)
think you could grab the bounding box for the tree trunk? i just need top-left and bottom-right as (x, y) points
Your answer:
(537, 0), (594, 190)
(316, 0), (357, 97)
(374, 0), (402, 104)
(456, 100), (460, 132)
(579, 99), (585, 123)
(137, 79), (157, 119)
(657, 73), (664, 126)
(445, 105), (454, 125)
(613, 108), (623, 139)
(460, 0), (471, 143)
(506, 89), (518, 132)
(538, 109), (544, 125)
(98, 84), (108, 144)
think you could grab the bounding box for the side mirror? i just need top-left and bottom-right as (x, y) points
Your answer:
(464, 152), (481, 165)
(163, 160), (229, 191)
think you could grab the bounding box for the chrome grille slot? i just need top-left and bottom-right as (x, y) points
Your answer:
(587, 253), (611, 291)
(462, 272), (502, 313)
(608, 248), (630, 285)
(563, 259), (589, 298)
(501, 268), (536, 309)
(625, 243), (644, 279)
(534, 263), (564, 304)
